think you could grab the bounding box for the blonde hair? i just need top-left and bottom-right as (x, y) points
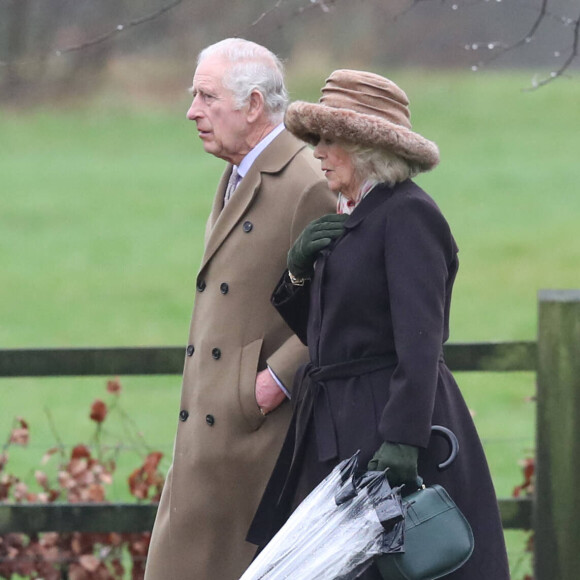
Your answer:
(341, 141), (421, 186)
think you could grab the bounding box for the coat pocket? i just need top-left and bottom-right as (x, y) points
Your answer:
(238, 338), (267, 432)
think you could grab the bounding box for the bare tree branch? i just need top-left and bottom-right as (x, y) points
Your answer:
(465, 0), (579, 88)
(53, 0), (340, 58)
(0, 0), (183, 66)
(250, 0), (285, 28)
(241, 0), (343, 33)
(477, 0), (549, 67)
(0, 0), (332, 68)
(399, 0), (579, 89)
(53, 0), (184, 56)
(1, 0), (577, 91)
(526, 8), (580, 89)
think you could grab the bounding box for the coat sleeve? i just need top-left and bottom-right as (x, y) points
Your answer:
(270, 271), (311, 345)
(379, 193), (456, 448)
(266, 178), (335, 391)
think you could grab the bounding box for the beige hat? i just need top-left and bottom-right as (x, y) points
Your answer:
(285, 69), (440, 172)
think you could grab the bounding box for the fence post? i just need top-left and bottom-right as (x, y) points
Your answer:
(535, 290), (580, 580)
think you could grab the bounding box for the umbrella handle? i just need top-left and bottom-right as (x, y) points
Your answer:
(431, 425), (459, 471)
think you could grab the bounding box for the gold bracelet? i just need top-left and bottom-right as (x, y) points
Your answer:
(288, 271), (306, 286)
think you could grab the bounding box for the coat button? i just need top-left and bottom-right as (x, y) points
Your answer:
(179, 410), (189, 422)
(186, 344), (195, 357)
(220, 282), (229, 294)
(197, 279), (206, 292)
(205, 414), (215, 426)
(211, 348), (221, 360)
(242, 221), (253, 233)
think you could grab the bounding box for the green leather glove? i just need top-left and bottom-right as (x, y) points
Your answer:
(367, 442), (419, 488)
(287, 213), (348, 279)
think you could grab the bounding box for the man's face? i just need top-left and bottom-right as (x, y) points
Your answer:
(187, 55), (250, 165)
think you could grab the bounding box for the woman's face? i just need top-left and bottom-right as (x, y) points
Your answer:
(313, 138), (360, 200)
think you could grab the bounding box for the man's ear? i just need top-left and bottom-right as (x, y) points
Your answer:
(247, 89), (265, 123)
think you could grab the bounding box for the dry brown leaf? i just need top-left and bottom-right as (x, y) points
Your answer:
(106, 378), (122, 395)
(10, 427), (29, 446)
(90, 400), (108, 423)
(41, 447), (60, 465)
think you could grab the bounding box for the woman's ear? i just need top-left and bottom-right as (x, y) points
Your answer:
(247, 89), (265, 123)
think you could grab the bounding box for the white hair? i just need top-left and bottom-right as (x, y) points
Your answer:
(197, 38), (288, 124)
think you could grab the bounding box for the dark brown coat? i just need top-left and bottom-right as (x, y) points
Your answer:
(249, 181), (510, 580)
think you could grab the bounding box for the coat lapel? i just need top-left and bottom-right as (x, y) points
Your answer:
(201, 168), (262, 272)
(207, 170), (229, 235)
(343, 182), (398, 230)
(200, 130), (307, 273)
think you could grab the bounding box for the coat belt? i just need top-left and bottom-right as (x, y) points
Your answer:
(246, 353), (399, 548)
(306, 354), (399, 462)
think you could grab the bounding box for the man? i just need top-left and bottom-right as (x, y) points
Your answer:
(144, 38), (335, 580)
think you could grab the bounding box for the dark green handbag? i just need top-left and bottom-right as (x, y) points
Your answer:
(375, 482), (474, 579)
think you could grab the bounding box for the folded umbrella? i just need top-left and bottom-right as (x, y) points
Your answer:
(241, 453), (405, 580)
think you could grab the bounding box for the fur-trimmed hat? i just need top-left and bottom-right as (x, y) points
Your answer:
(285, 69), (439, 172)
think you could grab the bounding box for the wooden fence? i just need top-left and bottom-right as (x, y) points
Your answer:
(1, 289), (579, 579)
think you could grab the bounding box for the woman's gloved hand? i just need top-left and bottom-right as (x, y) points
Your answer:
(367, 442), (419, 488)
(287, 213), (348, 279)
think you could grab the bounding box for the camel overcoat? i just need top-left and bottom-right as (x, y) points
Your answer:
(249, 181), (510, 580)
(145, 130), (336, 580)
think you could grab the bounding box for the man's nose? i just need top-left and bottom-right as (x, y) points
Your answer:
(186, 95), (201, 121)
(313, 144), (325, 159)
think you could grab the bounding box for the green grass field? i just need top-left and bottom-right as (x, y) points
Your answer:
(1, 69), (579, 576)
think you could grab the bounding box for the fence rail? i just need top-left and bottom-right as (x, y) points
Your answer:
(0, 497), (534, 535)
(1, 290), (580, 579)
(0, 341), (537, 377)
(0, 340), (536, 535)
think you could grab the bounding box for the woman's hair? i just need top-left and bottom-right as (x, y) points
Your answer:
(341, 141), (421, 186)
(197, 38), (289, 123)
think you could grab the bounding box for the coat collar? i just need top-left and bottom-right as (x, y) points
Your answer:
(200, 130), (308, 272)
(342, 181), (398, 230)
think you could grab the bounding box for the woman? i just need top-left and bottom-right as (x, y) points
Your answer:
(247, 70), (509, 579)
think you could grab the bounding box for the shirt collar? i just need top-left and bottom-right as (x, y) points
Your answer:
(337, 179), (379, 214)
(236, 123), (285, 179)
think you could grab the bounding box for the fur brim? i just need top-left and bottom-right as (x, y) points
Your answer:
(285, 101), (440, 172)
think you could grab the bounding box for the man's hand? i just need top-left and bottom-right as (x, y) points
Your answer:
(287, 213), (348, 279)
(255, 368), (287, 415)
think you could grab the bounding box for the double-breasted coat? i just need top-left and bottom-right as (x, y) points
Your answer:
(144, 130), (336, 580)
(248, 180), (510, 579)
